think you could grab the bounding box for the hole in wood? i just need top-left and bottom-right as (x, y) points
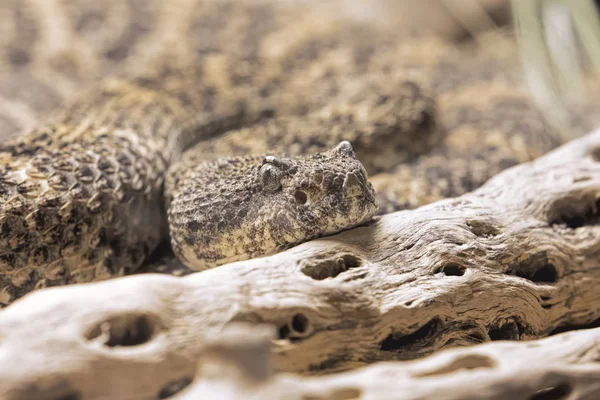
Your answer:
(488, 319), (522, 341)
(540, 295), (555, 309)
(279, 313), (312, 342)
(435, 263), (465, 277)
(278, 325), (291, 340)
(529, 264), (558, 283)
(529, 383), (572, 400)
(507, 253), (559, 284)
(466, 219), (501, 237)
(519, 263), (558, 283)
(157, 377), (192, 399)
(379, 318), (439, 351)
(301, 254), (363, 280)
(548, 196), (599, 229)
(549, 316), (600, 336)
(85, 313), (158, 347)
(591, 146), (600, 161)
(291, 313), (309, 334)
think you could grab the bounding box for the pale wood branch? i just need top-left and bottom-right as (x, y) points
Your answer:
(0, 129), (599, 400)
(176, 322), (600, 400)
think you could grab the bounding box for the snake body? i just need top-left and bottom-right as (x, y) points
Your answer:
(0, 0), (584, 305)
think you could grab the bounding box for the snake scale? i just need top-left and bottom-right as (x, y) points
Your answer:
(0, 0), (582, 306)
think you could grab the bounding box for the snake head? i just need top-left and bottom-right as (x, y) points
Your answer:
(168, 141), (378, 270)
(256, 140), (378, 247)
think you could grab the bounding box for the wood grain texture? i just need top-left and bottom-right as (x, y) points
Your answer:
(0, 128), (598, 400)
(176, 322), (600, 400)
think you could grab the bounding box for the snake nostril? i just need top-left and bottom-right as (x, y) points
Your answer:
(294, 190), (308, 205)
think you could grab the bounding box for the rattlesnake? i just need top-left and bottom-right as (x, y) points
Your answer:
(0, 0), (584, 305)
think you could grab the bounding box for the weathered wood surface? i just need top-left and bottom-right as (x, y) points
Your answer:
(176, 322), (600, 400)
(0, 129), (598, 399)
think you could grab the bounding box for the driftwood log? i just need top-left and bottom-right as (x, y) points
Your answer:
(0, 129), (599, 399)
(175, 322), (600, 400)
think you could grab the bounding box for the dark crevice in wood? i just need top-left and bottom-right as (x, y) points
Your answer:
(85, 314), (157, 347)
(506, 253), (559, 284)
(549, 197), (600, 229)
(435, 263), (465, 277)
(379, 319), (440, 351)
(157, 377), (192, 399)
(279, 313), (311, 342)
(488, 319), (524, 341)
(301, 254), (363, 280)
(291, 313), (309, 334)
(549, 316), (600, 336)
(529, 383), (572, 400)
(465, 219), (501, 237)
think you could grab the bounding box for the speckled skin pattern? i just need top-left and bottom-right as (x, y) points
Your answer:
(168, 142), (377, 268)
(0, 0), (580, 304)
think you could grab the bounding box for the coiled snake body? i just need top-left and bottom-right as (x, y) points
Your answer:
(0, 0), (578, 305)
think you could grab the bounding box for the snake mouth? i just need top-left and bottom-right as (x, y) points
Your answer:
(366, 195), (380, 210)
(355, 185), (379, 209)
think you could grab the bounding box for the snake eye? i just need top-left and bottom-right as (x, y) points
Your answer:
(259, 163), (282, 192)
